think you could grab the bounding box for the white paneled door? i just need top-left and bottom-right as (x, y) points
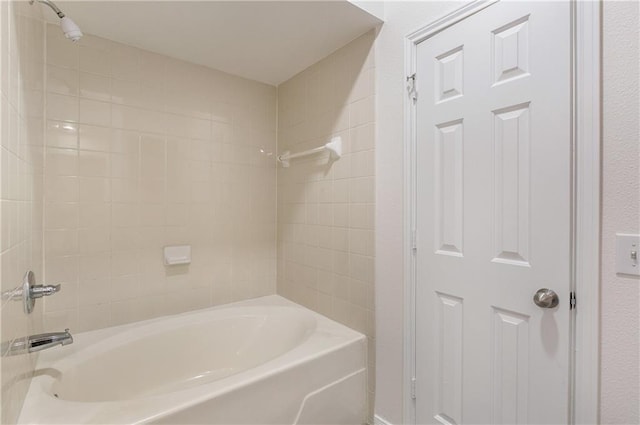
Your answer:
(415, 1), (572, 424)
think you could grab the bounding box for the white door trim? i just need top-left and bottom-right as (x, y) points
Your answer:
(571, 1), (601, 423)
(402, 1), (600, 423)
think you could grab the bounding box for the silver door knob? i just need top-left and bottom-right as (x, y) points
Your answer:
(533, 288), (559, 308)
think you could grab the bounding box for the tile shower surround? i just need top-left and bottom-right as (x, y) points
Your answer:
(1, 2), (46, 422)
(1, 12), (376, 423)
(276, 31), (376, 417)
(42, 24), (277, 332)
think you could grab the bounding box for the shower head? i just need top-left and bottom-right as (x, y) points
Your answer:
(60, 17), (83, 42)
(30, 0), (83, 42)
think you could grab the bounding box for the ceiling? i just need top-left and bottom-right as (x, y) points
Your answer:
(50, 1), (383, 86)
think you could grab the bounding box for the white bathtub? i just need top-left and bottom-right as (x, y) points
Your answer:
(18, 295), (367, 424)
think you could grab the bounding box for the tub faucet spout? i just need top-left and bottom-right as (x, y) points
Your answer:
(1, 329), (73, 356)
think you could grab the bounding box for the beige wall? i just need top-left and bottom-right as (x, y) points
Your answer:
(276, 30), (376, 418)
(601, 1), (640, 423)
(41, 26), (277, 332)
(0, 1), (45, 423)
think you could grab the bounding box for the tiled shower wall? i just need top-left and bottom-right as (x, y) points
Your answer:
(42, 25), (277, 332)
(1, 12), (375, 423)
(0, 2), (45, 422)
(276, 31), (376, 412)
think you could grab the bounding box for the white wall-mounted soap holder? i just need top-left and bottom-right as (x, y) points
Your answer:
(164, 245), (191, 266)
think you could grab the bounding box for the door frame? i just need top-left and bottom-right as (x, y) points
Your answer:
(402, 1), (601, 423)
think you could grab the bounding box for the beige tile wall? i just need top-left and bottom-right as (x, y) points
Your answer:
(42, 25), (277, 333)
(276, 30), (376, 416)
(0, 1), (45, 423)
(1, 12), (375, 423)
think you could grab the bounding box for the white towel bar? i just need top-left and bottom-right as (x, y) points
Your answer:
(278, 137), (342, 168)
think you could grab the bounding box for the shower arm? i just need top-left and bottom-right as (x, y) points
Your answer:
(29, 0), (65, 19)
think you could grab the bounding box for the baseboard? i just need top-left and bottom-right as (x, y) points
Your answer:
(373, 414), (393, 425)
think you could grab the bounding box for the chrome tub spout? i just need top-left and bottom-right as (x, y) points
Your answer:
(2, 329), (73, 356)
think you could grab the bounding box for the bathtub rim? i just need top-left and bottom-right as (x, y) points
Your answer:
(18, 295), (367, 425)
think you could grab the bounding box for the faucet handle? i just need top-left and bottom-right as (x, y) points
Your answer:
(30, 284), (61, 299)
(1, 272), (65, 314)
(13, 271), (64, 314)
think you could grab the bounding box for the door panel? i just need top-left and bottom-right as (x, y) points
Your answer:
(415, 2), (572, 424)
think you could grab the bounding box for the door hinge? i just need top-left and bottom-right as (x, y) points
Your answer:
(410, 376), (417, 400)
(570, 291), (576, 310)
(411, 229), (417, 252)
(407, 73), (417, 101)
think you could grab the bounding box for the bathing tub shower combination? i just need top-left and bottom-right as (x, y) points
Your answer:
(18, 296), (367, 424)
